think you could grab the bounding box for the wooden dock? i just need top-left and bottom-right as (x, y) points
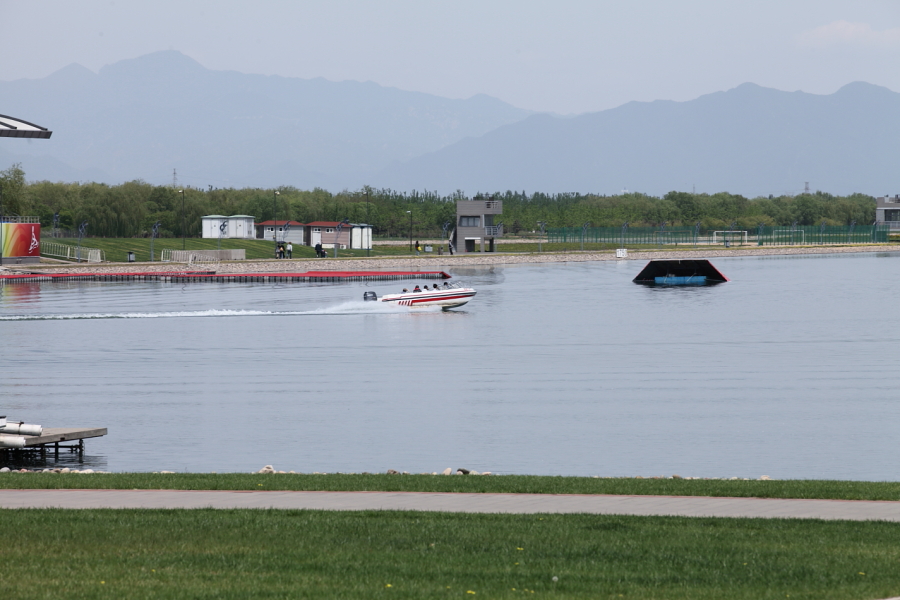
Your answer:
(1, 427), (107, 462)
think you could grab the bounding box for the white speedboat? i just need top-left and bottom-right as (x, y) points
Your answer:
(364, 282), (476, 310)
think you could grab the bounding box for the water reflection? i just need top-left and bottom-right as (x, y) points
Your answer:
(2, 254), (900, 479)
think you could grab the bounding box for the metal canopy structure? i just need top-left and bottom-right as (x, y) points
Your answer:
(0, 114), (52, 138)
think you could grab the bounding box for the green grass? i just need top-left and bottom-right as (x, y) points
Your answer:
(41, 238), (432, 263)
(1, 509), (898, 599)
(3, 473), (900, 501)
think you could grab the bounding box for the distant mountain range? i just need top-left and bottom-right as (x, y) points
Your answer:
(0, 51), (530, 190)
(374, 81), (900, 198)
(2, 51), (898, 197)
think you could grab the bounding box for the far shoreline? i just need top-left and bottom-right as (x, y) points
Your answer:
(4, 243), (898, 275)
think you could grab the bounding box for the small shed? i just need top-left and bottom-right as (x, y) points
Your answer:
(633, 259), (728, 285)
(255, 220), (306, 244)
(201, 215), (256, 239)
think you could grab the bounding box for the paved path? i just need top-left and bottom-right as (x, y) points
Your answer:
(3, 490), (900, 521)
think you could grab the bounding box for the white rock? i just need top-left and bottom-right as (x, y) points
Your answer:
(258, 465), (275, 474)
(0, 467), (9, 473)
(470, 470), (480, 475)
(79, 469), (95, 474)
(759, 475), (771, 480)
(481, 472), (492, 475)
(60, 468), (70, 473)
(277, 471), (286, 474)
(441, 468), (452, 475)
(729, 477), (739, 480)
(160, 470), (175, 474)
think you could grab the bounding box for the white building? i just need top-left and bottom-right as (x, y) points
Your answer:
(201, 215), (256, 239)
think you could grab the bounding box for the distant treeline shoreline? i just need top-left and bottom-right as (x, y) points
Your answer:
(0, 164), (876, 239)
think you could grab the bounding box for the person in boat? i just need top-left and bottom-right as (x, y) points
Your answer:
(413, 285), (421, 292)
(432, 284), (439, 290)
(402, 288), (408, 293)
(443, 281), (451, 288)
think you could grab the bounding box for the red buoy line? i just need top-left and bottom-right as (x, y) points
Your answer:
(0, 270), (452, 285)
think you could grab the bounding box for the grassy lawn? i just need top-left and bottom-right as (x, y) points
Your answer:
(1, 509), (898, 599)
(3, 473), (900, 501)
(42, 238), (432, 263)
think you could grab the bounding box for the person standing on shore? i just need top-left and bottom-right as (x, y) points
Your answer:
(415, 240), (421, 256)
(286, 242), (292, 259)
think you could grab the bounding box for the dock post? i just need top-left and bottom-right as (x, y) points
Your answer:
(55, 442), (59, 460)
(78, 439), (84, 463)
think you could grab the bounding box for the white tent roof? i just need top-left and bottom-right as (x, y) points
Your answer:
(0, 114), (52, 139)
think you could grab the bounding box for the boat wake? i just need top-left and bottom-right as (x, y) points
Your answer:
(0, 302), (442, 320)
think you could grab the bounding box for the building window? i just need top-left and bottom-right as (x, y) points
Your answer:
(325, 228), (334, 233)
(313, 227), (321, 232)
(886, 210), (900, 222)
(459, 216), (480, 227)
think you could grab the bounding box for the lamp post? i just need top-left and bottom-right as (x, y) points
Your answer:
(365, 189), (370, 257)
(273, 190), (280, 259)
(334, 218), (350, 258)
(581, 221), (590, 252)
(76, 221), (88, 263)
(178, 189), (185, 250)
(407, 210), (412, 253)
(537, 221), (546, 252)
(621, 222), (629, 251)
(150, 221), (161, 261)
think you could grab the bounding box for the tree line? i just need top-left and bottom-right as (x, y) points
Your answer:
(0, 164), (877, 239)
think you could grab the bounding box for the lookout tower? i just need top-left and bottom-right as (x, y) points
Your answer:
(454, 196), (503, 253)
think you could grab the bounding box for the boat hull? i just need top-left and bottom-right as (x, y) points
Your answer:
(380, 288), (476, 310)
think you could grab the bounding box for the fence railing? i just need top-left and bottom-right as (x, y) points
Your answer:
(547, 224), (890, 246)
(160, 249), (243, 262)
(756, 224), (889, 245)
(41, 241), (105, 263)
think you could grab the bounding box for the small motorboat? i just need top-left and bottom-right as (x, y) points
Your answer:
(364, 282), (476, 310)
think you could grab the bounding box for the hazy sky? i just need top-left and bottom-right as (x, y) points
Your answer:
(4, 1), (900, 114)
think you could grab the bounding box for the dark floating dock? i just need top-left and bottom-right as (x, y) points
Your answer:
(0, 270), (451, 284)
(633, 259), (729, 285)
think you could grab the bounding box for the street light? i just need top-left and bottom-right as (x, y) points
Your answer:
(537, 221), (546, 252)
(178, 189), (185, 250)
(151, 221), (161, 261)
(273, 190), (280, 259)
(334, 218), (350, 258)
(581, 221), (591, 252)
(406, 210), (412, 252)
(365, 188), (370, 257)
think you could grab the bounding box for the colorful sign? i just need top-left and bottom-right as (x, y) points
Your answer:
(0, 223), (41, 258)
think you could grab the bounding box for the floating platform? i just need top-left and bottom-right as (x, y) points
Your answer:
(0, 427), (107, 463)
(633, 259), (728, 285)
(0, 270), (451, 285)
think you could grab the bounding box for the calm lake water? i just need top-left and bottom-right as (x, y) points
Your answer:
(2, 252), (900, 479)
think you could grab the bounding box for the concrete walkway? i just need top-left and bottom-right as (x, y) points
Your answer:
(3, 490), (900, 521)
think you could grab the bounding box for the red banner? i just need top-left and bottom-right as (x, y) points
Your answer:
(1, 223), (41, 257)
